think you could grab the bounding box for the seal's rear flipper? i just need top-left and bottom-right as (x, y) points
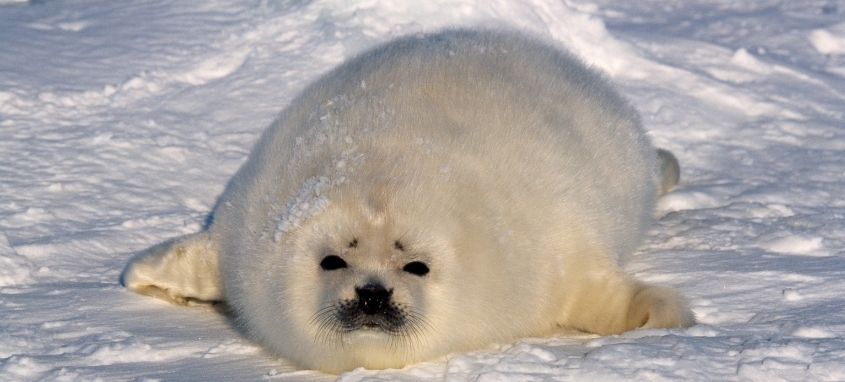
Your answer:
(657, 149), (680, 195)
(559, 271), (695, 335)
(121, 231), (222, 305)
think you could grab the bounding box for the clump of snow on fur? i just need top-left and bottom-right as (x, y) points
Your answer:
(273, 176), (332, 242)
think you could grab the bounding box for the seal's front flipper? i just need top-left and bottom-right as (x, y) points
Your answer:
(121, 231), (222, 305)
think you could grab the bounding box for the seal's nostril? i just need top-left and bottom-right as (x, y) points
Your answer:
(356, 283), (391, 315)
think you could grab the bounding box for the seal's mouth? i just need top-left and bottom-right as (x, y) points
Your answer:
(311, 299), (430, 344)
(338, 305), (406, 333)
(311, 299), (413, 339)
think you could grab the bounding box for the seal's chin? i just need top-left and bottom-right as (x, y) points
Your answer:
(339, 327), (395, 350)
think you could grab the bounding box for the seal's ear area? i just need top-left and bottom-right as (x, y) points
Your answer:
(121, 231), (222, 305)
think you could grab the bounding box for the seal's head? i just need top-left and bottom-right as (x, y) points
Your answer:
(245, 182), (471, 373)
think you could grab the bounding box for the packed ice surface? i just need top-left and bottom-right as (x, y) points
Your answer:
(2, 0), (845, 380)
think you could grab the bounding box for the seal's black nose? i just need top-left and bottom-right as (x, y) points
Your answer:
(356, 283), (392, 315)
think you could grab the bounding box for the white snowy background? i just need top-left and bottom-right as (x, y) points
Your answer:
(2, 0), (845, 380)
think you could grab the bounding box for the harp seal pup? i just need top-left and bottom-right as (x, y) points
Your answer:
(121, 29), (694, 373)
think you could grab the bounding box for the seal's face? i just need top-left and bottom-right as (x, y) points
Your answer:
(310, 237), (432, 344)
(288, 198), (452, 361)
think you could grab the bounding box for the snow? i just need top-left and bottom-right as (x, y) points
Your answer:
(0, 232), (33, 287)
(1, 0), (845, 380)
(810, 24), (845, 55)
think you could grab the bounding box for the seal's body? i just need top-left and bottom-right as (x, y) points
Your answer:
(123, 29), (693, 373)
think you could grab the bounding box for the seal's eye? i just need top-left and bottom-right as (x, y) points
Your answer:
(320, 255), (348, 271)
(402, 261), (429, 276)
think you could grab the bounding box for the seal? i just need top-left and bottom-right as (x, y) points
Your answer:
(121, 29), (694, 373)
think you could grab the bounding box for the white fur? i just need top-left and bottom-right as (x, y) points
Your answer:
(122, 29), (694, 373)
